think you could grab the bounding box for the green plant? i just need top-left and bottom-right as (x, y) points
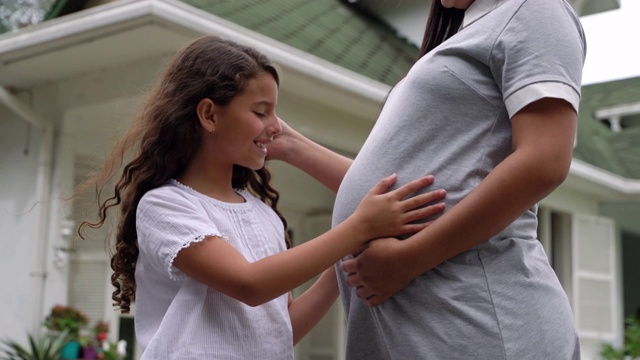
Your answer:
(43, 305), (89, 339)
(0, 330), (70, 360)
(99, 340), (127, 360)
(600, 316), (640, 359)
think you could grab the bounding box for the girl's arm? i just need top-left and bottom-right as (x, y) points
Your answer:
(173, 174), (445, 307)
(266, 118), (352, 192)
(288, 267), (339, 345)
(341, 97), (577, 306)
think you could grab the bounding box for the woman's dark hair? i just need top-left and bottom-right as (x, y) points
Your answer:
(418, 2), (465, 58)
(77, 36), (289, 314)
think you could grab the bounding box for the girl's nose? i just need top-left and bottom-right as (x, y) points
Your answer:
(267, 115), (282, 136)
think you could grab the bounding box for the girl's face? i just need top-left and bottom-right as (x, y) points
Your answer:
(211, 72), (281, 171)
(440, 0), (475, 9)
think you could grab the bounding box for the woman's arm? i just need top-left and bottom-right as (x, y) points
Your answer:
(288, 267), (339, 345)
(267, 118), (352, 192)
(173, 175), (445, 307)
(341, 97), (577, 306)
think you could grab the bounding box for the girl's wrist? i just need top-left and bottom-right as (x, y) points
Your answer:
(283, 133), (312, 167)
(340, 214), (370, 248)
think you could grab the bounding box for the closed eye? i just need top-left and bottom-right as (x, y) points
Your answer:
(254, 111), (266, 118)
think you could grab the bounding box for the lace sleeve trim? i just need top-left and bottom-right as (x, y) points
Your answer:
(167, 233), (229, 282)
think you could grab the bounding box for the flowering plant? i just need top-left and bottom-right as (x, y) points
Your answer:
(93, 321), (110, 343)
(78, 320), (126, 360)
(79, 322), (107, 348)
(43, 304), (89, 338)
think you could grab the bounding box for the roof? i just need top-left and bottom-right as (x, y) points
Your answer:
(575, 77), (640, 180)
(180, 0), (418, 86)
(1, 0), (638, 181)
(0, 0), (84, 32)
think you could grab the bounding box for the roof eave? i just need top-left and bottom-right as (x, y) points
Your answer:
(568, 159), (640, 198)
(158, 0), (391, 101)
(0, 0), (389, 101)
(1, 0), (638, 197)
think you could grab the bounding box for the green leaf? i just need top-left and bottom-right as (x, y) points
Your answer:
(0, 330), (70, 360)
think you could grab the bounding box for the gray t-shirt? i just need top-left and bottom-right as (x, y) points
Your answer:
(332, 0), (586, 359)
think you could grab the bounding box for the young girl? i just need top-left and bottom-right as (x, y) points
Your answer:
(78, 35), (446, 359)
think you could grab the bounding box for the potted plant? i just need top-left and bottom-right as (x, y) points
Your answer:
(79, 321), (110, 360)
(600, 316), (640, 360)
(0, 329), (70, 360)
(78, 331), (97, 360)
(43, 305), (89, 359)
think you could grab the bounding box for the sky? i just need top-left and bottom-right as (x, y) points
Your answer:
(581, 0), (640, 85)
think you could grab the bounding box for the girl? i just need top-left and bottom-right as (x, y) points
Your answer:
(78, 35), (446, 359)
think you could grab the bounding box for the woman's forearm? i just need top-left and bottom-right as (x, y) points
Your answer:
(400, 149), (566, 276)
(399, 98), (576, 277)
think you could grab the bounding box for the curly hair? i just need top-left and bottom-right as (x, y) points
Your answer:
(78, 36), (289, 314)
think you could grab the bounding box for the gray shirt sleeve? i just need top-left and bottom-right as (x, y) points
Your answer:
(490, 0), (587, 117)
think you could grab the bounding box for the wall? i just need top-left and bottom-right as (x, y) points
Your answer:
(0, 89), (67, 342)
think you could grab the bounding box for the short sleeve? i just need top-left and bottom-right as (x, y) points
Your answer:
(490, 0), (587, 117)
(136, 187), (224, 281)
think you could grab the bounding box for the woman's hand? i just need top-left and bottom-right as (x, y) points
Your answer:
(340, 236), (419, 307)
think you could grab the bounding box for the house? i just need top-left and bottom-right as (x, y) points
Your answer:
(0, 0), (636, 359)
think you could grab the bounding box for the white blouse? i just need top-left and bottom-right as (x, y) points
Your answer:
(134, 179), (292, 359)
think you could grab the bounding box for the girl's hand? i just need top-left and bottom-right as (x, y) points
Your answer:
(265, 116), (353, 192)
(353, 174), (446, 240)
(266, 117), (299, 162)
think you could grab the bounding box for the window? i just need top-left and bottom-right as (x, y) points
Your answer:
(595, 102), (640, 132)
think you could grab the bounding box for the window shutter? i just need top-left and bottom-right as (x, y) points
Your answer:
(572, 214), (620, 358)
(68, 258), (109, 326)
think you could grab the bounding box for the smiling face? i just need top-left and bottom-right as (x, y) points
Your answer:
(209, 72), (281, 171)
(440, 0), (475, 9)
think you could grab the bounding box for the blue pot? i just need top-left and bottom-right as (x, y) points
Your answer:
(60, 340), (81, 359)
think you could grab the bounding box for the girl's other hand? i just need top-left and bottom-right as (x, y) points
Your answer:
(266, 117), (299, 162)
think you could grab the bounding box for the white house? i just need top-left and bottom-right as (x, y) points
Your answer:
(0, 0), (637, 359)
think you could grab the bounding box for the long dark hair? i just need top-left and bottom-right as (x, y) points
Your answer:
(77, 36), (289, 314)
(418, 2), (465, 58)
